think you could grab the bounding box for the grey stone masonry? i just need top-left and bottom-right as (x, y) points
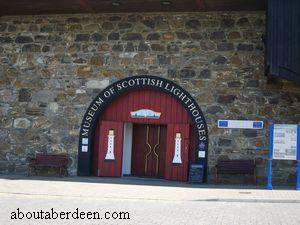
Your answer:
(0, 12), (299, 184)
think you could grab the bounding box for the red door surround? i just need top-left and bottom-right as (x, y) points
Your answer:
(93, 88), (196, 181)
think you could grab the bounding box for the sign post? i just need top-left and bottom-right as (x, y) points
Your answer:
(267, 123), (274, 190)
(268, 123), (299, 190)
(296, 124), (300, 190)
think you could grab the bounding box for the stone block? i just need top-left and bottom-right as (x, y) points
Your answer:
(25, 106), (45, 116)
(66, 17), (80, 23)
(0, 102), (10, 116)
(227, 81), (242, 87)
(118, 22), (132, 30)
(217, 43), (234, 51)
(228, 31), (241, 39)
(73, 58), (87, 64)
(69, 24), (82, 31)
(237, 43), (253, 51)
(156, 20), (169, 30)
(198, 69), (211, 79)
(151, 44), (165, 51)
(125, 42), (135, 52)
(61, 54), (72, 64)
(40, 25), (53, 32)
(18, 88), (31, 102)
(0, 161), (8, 172)
(246, 80), (259, 87)
(32, 90), (55, 103)
(142, 20), (155, 29)
(102, 22), (114, 30)
(185, 20), (201, 30)
(42, 46), (50, 52)
(0, 23), (7, 32)
(0, 36), (13, 43)
(180, 69), (196, 79)
(190, 33), (202, 40)
(212, 55), (228, 65)
(77, 66), (92, 77)
(200, 41), (216, 51)
(86, 79), (109, 89)
(13, 118), (32, 129)
(138, 43), (149, 51)
(75, 34), (90, 42)
(90, 55), (104, 66)
(252, 18), (264, 27)
(91, 33), (104, 42)
(236, 17), (250, 27)
(83, 24), (100, 31)
(218, 138), (232, 147)
(7, 25), (16, 32)
(48, 35), (62, 42)
(22, 44), (41, 52)
(206, 105), (224, 114)
(167, 44), (179, 53)
(243, 130), (258, 138)
(147, 33), (160, 40)
(176, 32), (190, 40)
(220, 18), (235, 28)
(34, 35), (47, 42)
(108, 32), (119, 41)
(112, 44), (123, 52)
(182, 45), (199, 53)
(210, 31), (225, 40)
(122, 33), (143, 41)
(157, 55), (170, 65)
(99, 43), (111, 51)
(162, 32), (175, 41)
(46, 102), (59, 114)
(109, 16), (121, 21)
(217, 95), (237, 104)
(15, 35), (33, 43)
(55, 24), (67, 31)
(167, 69), (177, 78)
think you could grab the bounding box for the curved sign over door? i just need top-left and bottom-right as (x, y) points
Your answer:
(77, 75), (209, 178)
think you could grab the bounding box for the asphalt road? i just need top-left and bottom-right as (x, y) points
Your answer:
(0, 176), (300, 225)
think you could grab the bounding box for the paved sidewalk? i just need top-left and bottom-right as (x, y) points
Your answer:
(0, 175), (300, 225)
(0, 175), (299, 202)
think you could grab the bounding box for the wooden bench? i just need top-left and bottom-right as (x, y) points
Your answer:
(28, 153), (69, 176)
(215, 159), (256, 184)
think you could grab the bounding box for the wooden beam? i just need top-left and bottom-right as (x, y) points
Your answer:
(0, 0), (267, 16)
(195, 0), (206, 11)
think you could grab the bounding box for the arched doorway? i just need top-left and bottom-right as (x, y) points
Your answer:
(77, 75), (208, 182)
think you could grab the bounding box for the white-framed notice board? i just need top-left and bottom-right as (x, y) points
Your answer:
(273, 124), (297, 160)
(267, 123), (300, 190)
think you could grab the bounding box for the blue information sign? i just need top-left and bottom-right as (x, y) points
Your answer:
(218, 120), (263, 129)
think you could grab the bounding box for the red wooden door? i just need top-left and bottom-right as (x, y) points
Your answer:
(165, 124), (190, 181)
(98, 121), (124, 177)
(131, 124), (167, 178)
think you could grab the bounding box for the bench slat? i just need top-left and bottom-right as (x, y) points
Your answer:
(216, 160), (255, 174)
(28, 153), (68, 176)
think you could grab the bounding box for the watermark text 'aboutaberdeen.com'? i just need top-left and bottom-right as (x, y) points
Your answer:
(10, 208), (130, 221)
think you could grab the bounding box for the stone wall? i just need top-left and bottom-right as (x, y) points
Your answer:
(0, 12), (299, 183)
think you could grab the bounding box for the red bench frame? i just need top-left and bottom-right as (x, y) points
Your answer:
(28, 153), (69, 176)
(215, 159), (256, 184)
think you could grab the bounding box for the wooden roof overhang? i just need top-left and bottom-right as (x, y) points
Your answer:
(0, 0), (267, 16)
